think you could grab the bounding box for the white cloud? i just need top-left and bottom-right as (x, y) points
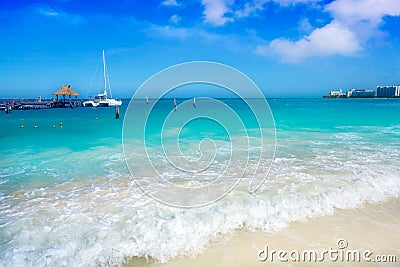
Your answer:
(298, 18), (313, 34)
(273, 0), (321, 7)
(36, 4), (62, 17)
(235, 0), (267, 18)
(147, 23), (256, 53)
(148, 24), (225, 42)
(201, 0), (233, 26)
(37, 7), (59, 16)
(149, 25), (190, 39)
(202, 0), (321, 25)
(326, 0), (400, 26)
(254, 44), (269, 56)
(269, 21), (361, 63)
(265, 0), (400, 62)
(169, 14), (181, 24)
(236, 0), (400, 22)
(235, 0), (321, 18)
(161, 0), (181, 7)
(34, 4), (84, 24)
(326, 0), (400, 43)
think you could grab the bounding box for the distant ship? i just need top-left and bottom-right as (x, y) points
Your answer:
(83, 50), (122, 107)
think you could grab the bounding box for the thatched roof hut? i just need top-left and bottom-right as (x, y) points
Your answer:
(53, 84), (79, 108)
(53, 84), (79, 97)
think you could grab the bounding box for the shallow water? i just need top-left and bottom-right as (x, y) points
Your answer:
(0, 98), (399, 266)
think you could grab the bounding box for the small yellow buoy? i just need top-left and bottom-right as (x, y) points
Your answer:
(20, 125), (24, 128)
(33, 125), (37, 128)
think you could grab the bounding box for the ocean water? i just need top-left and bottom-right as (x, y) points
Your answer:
(0, 98), (399, 266)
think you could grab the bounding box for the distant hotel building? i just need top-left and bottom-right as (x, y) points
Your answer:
(324, 89), (346, 98)
(377, 86), (400, 97)
(347, 89), (376, 98)
(324, 85), (400, 98)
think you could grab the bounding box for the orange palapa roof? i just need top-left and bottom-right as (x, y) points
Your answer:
(53, 84), (79, 96)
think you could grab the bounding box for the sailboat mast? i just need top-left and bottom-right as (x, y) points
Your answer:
(102, 50), (107, 96)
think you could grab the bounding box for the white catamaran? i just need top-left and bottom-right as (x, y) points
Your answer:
(83, 50), (122, 107)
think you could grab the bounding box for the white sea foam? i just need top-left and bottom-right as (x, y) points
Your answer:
(1, 128), (400, 266)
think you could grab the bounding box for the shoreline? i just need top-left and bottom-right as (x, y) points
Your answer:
(126, 197), (400, 266)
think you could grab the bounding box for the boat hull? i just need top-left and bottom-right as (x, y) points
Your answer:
(82, 101), (99, 107)
(82, 99), (122, 107)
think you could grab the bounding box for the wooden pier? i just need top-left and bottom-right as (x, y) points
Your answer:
(1, 84), (82, 112)
(0, 98), (83, 111)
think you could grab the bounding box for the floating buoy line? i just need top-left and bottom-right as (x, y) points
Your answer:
(19, 122), (64, 129)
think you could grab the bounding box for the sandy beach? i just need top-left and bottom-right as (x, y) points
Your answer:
(127, 197), (400, 267)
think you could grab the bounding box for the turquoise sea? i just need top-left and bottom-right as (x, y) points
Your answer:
(1, 98), (400, 266)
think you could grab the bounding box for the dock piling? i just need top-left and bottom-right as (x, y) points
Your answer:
(115, 105), (120, 119)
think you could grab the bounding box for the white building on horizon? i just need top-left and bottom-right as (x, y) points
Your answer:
(329, 89), (345, 97)
(377, 86), (400, 97)
(347, 89), (376, 98)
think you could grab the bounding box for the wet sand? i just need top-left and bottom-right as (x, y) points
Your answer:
(126, 198), (400, 266)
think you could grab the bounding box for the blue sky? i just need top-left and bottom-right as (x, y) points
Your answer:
(0, 0), (399, 98)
